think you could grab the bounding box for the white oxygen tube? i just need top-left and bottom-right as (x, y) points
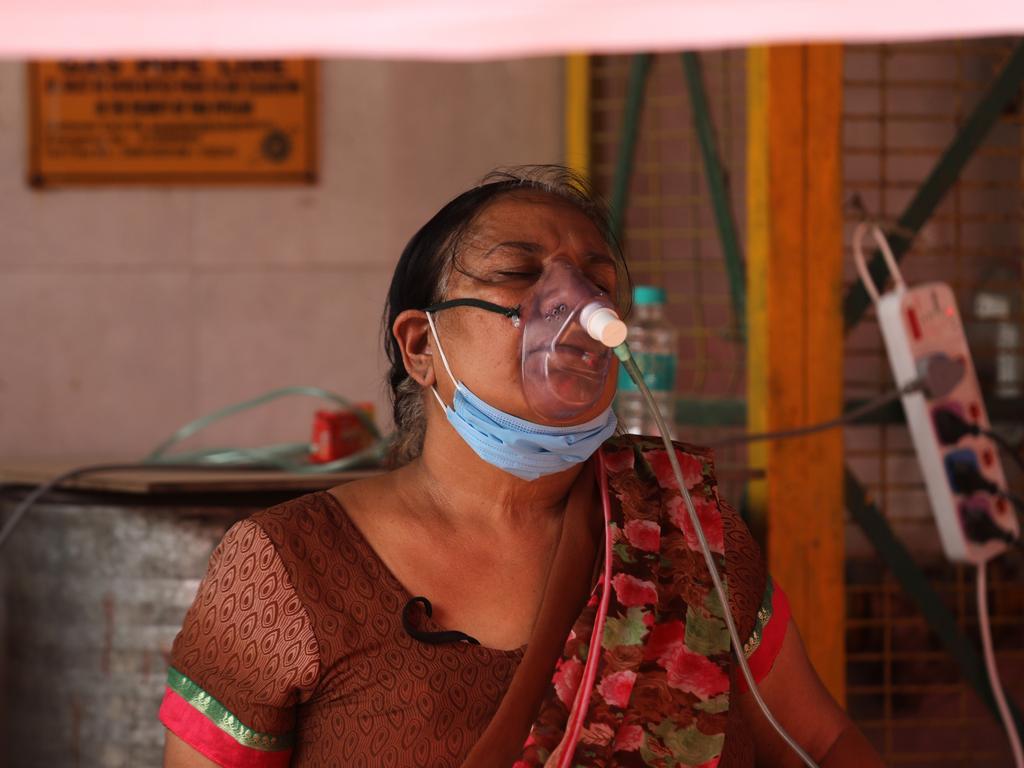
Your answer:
(977, 563), (1024, 768)
(583, 304), (821, 768)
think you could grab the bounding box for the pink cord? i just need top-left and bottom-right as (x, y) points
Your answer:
(556, 450), (614, 767)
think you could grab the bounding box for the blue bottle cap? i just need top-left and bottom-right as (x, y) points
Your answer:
(633, 285), (666, 306)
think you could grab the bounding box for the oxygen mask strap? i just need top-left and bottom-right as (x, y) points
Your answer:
(425, 310), (458, 412)
(423, 298), (521, 327)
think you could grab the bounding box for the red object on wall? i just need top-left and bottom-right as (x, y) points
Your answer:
(311, 404), (375, 463)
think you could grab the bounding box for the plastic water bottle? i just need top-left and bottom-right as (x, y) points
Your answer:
(615, 286), (679, 437)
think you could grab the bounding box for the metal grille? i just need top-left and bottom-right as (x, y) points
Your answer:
(591, 39), (1024, 766)
(590, 51), (749, 500)
(843, 39), (1024, 766)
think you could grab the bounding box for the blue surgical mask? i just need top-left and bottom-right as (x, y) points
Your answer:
(425, 312), (616, 481)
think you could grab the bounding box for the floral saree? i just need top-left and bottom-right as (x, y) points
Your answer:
(497, 435), (791, 767)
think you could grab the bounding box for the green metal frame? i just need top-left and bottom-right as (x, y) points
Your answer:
(609, 54), (652, 242)
(845, 469), (1024, 733)
(608, 53), (746, 338)
(838, 41), (1024, 739)
(843, 41), (1024, 331)
(606, 44), (1024, 741)
(674, 396), (1023, 427)
(681, 52), (746, 340)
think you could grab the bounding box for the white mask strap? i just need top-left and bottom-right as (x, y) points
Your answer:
(429, 383), (447, 412)
(425, 311), (458, 411)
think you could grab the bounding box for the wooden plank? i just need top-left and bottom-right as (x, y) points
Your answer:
(0, 458), (379, 495)
(803, 44), (846, 704)
(761, 44), (847, 703)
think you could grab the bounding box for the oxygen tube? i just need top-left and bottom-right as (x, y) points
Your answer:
(581, 303), (821, 768)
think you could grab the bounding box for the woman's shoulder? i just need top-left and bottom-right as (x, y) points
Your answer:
(245, 488), (342, 542)
(245, 479), (408, 600)
(240, 489), (365, 597)
(600, 432), (767, 641)
(603, 432), (714, 460)
(248, 480), (398, 559)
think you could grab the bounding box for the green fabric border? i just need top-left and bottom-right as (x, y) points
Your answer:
(166, 666), (293, 752)
(742, 575), (774, 659)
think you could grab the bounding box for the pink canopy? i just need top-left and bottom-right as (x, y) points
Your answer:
(4, 0), (1024, 59)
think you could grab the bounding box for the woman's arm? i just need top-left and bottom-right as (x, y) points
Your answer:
(158, 518), (317, 768)
(164, 731), (221, 768)
(736, 619), (886, 767)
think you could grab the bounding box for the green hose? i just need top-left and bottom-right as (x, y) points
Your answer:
(144, 386), (389, 474)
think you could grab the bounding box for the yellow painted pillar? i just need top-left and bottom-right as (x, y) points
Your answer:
(746, 45), (846, 703)
(564, 54), (591, 179)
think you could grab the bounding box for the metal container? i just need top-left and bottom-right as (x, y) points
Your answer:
(0, 488), (296, 768)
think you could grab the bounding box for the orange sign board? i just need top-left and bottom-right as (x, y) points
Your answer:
(29, 59), (317, 186)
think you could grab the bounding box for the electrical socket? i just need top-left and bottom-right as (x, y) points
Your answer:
(874, 280), (1017, 563)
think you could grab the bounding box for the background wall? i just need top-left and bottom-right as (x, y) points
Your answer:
(0, 58), (564, 459)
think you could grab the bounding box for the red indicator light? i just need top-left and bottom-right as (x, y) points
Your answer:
(945, 306), (955, 317)
(906, 307), (922, 340)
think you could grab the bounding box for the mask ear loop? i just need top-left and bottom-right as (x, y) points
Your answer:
(424, 310), (459, 412)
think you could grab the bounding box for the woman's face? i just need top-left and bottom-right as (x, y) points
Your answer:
(430, 190), (621, 426)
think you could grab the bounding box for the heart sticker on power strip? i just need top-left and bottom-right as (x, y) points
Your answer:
(916, 353), (966, 399)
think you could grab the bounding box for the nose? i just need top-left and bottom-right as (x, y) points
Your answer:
(542, 258), (604, 295)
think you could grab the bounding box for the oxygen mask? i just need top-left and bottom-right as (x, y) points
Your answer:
(424, 259), (627, 423)
(519, 260), (627, 421)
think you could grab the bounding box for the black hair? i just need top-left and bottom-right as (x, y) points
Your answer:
(382, 164), (630, 465)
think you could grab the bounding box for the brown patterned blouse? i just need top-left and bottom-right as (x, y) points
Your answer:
(159, 443), (788, 768)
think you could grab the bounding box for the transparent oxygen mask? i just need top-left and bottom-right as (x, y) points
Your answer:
(519, 259), (627, 421)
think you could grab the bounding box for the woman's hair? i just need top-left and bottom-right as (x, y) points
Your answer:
(382, 164), (630, 466)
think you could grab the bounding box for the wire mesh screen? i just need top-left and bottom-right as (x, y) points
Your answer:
(591, 39), (1024, 767)
(843, 39), (1024, 765)
(589, 51), (749, 502)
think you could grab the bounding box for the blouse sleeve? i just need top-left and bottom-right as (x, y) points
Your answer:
(717, 498), (791, 694)
(736, 575), (791, 693)
(159, 518), (320, 768)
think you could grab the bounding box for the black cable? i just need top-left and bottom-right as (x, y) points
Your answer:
(960, 497), (1018, 545)
(944, 456), (1021, 545)
(985, 429), (1024, 474)
(1000, 492), (1024, 516)
(931, 407), (1024, 474)
(711, 380), (926, 448)
(401, 596), (480, 646)
(947, 457), (1000, 496)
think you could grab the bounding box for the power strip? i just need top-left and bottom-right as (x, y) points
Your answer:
(855, 225), (1018, 564)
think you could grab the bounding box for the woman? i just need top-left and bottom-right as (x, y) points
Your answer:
(161, 166), (884, 767)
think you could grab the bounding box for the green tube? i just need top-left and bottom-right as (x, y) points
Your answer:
(144, 385), (388, 473)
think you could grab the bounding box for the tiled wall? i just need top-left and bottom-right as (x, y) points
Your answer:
(0, 58), (563, 458)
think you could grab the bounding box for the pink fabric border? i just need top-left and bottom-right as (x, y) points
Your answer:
(553, 449), (616, 767)
(3, 1), (1024, 59)
(159, 687), (293, 768)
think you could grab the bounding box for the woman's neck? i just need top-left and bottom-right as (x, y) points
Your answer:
(398, 422), (581, 535)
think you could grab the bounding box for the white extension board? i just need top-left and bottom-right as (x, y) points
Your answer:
(857, 225), (1018, 564)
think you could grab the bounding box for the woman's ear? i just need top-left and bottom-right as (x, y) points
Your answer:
(393, 309), (436, 387)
